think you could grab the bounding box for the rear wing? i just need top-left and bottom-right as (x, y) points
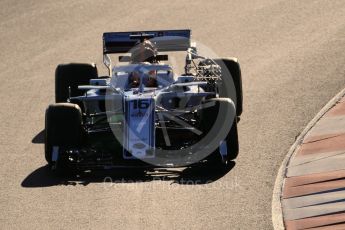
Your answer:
(103, 29), (191, 54)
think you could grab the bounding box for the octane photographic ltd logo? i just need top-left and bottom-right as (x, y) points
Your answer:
(105, 37), (237, 167)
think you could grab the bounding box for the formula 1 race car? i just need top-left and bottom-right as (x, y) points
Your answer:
(45, 29), (243, 175)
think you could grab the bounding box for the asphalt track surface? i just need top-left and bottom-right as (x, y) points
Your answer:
(1, 1), (345, 229)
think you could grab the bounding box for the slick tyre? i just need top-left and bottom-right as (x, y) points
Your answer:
(44, 103), (83, 171)
(214, 58), (243, 116)
(199, 98), (239, 170)
(55, 63), (98, 103)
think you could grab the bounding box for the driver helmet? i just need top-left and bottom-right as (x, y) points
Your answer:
(131, 40), (157, 63)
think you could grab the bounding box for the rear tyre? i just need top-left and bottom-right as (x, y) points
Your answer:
(55, 63), (98, 103)
(214, 58), (243, 116)
(45, 103), (83, 174)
